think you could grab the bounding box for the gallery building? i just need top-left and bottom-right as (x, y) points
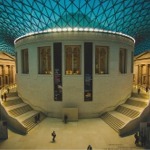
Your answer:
(0, 52), (16, 89)
(134, 51), (150, 88)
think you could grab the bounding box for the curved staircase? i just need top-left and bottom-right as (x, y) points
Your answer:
(101, 93), (150, 136)
(1, 91), (46, 134)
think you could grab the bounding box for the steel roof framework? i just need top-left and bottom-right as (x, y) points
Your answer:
(0, 0), (150, 55)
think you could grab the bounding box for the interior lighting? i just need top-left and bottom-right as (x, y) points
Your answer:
(43, 30), (47, 33)
(48, 29), (52, 32)
(99, 29), (104, 32)
(68, 27), (73, 31)
(84, 28), (88, 31)
(62, 28), (67, 31)
(52, 28), (57, 32)
(57, 28), (62, 32)
(79, 28), (83, 31)
(94, 28), (99, 32)
(73, 27), (78, 31)
(14, 27), (135, 44)
(89, 28), (94, 31)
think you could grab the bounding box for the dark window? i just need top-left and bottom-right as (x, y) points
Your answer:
(119, 48), (127, 74)
(95, 46), (109, 74)
(38, 46), (51, 74)
(21, 49), (29, 74)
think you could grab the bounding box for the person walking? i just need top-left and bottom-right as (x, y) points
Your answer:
(51, 131), (56, 142)
(87, 145), (92, 150)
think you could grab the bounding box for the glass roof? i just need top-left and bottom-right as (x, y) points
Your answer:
(0, 0), (150, 56)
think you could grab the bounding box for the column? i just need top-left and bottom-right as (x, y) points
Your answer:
(146, 64), (149, 86)
(138, 65), (142, 85)
(2, 65), (5, 86)
(8, 65), (11, 84)
(9, 65), (13, 84)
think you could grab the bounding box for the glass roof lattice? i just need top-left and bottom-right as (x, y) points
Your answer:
(0, 0), (150, 56)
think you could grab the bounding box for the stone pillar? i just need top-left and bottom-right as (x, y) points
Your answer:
(8, 65), (11, 85)
(0, 65), (3, 88)
(138, 65), (141, 85)
(146, 64), (149, 86)
(9, 65), (13, 84)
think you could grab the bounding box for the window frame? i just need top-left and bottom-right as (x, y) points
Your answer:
(95, 46), (109, 74)
(21, 49), (29, 74)
(38, 46), (51, 75)
(65, 45), (81, 75)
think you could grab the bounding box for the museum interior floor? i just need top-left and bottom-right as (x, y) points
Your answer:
(0, 86), (149, 150)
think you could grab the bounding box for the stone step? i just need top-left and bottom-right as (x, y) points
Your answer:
(116, 105), (140, 118)
(2, 98), (23, 107)
(101, 112), (126, 132)
(122, 104), (143, 112)
(9, 105), (33, 117)
(22, 113), (46, 132)
(16, 110), (38, 122)
(7, 92), (18, 97)
(108, 111), (131, 124)
(6, 103), (27, 111)
(127, 97), (148, 107)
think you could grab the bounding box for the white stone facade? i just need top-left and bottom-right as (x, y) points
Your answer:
(15, 31), (134, 118)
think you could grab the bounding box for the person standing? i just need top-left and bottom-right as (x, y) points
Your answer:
(1, 94), (3, 101)
(64, 114), (68, 124)
(37, 113), (40, 122)
(4, 93), (7, 102)
(51, 131), (56, 142)
(146, 86), (149, 92)
(7, 88), (10, 93)
(137, 88), (141, 95)
(87, 145), (92, 150)
(134, 132), (139, 146)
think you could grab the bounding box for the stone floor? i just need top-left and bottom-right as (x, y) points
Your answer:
(0, 117), (144, 150)
(0, 85), (149, 149)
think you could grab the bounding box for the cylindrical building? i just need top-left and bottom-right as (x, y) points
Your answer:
(15, 29), (135, 118)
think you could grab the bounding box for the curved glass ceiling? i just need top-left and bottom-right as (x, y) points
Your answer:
(0, 0), (150, 55)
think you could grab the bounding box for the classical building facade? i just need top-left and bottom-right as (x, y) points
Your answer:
(0, 52), (16, 89)
(134, 51), (150, 87)
(15, 30), (134, 118)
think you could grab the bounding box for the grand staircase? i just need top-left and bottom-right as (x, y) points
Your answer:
(1, 90), (46, 134)
(101, 92), (150, 136)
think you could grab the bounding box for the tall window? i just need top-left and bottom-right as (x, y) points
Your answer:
(21, 49), (29, 74)
(38, 46), (51, 74)
(95, 46), (109, 74)
(119, 48), (127, 74)
(131, 51), (134, 73)
(65, 45), (81, 75)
